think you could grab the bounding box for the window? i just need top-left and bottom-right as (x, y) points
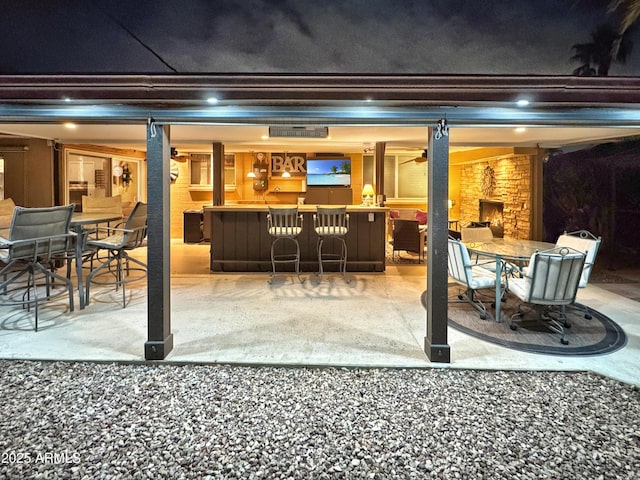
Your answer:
(189, 153), (211, 186)
(189, 153), (236, 191)
(385, 154), (427, 200)
(66, 151), (111, 211)
(224, 153), (236, 189)
(363, 154), (427, 200)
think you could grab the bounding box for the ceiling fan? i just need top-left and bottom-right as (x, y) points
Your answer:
(400, 149), (428, 165)
(171, 147), (189, 161)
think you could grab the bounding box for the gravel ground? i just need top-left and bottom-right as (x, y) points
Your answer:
(1, 361), (639, 480)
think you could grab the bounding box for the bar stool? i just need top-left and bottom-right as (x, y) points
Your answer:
(267, 206), (304, 283)
(314, 206), (350, 282)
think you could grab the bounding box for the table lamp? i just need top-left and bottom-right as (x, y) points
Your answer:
(362, 184), (375, 206)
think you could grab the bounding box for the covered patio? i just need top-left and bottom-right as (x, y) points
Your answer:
(1, 74), (640, 364)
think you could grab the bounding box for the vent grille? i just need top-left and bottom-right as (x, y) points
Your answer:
(269, 126), (329, 138)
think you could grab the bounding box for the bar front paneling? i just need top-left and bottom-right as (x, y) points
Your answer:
(206, 205), (388, 272)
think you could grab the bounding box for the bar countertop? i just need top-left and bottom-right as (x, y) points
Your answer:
(204, 204), (389, 213)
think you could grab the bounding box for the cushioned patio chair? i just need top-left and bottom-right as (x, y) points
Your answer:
(555, 229), (602, 319)
(0, 204), (76, 331)
(448, 236), (504, 320)
(507, 246), (586, 345)
(85, 202), (147, 307)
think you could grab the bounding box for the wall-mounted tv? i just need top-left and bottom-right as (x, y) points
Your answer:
(306, 158), (351, 187)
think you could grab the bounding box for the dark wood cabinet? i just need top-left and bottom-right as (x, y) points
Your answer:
(304, 187), (353, 205)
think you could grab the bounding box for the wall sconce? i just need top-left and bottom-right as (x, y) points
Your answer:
(448, 199), (456, 209)
(122, 163), (132, 187)
(282, 169), (291, 178)
(247, 171), (256, 178)
(362, 184), (375, 206)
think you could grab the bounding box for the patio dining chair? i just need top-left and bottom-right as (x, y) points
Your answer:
(447, 236), (505, 320)
(555, 229), (601, 319)
(507, 246), (586, 345)
(85, 202), (147, 308)
(0, 204), (76, 331)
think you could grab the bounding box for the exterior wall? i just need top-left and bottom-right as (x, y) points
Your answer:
(0, 138), (54, 207)
(459, 154), (532, 239)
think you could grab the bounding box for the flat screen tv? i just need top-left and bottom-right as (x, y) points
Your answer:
(306, 158), (351, 187)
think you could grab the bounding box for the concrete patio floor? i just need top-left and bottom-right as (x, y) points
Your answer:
(1, 241), (639, 387)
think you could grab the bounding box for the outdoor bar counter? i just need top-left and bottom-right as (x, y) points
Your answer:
(205, 204), (388, 272)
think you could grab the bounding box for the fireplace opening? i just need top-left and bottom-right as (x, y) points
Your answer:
(479, 200), (504, 238)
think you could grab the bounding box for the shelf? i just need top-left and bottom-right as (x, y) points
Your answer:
(188, 185), (236, 192)
(188, 185), (212, 192)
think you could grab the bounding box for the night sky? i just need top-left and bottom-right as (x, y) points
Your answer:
(1, 0), (638, 75)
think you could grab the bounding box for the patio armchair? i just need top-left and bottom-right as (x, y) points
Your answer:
(448, 236), (505, 320)
(555, 230), (602, 319)
(0, 205), (76, 331)
(85, 202), (147, 307)
(507, 246), (586, 345)
(391, 219), (424, 263)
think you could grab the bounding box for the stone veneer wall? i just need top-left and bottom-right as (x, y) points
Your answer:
(459, 155), (531, 239)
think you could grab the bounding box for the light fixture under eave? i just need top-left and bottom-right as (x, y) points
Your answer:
(282, 170), (291, 178)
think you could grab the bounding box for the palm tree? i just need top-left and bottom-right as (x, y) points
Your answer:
(609, 0), (640, 56)
(571, 23), (633, 75)
(609, 0), (640, 34)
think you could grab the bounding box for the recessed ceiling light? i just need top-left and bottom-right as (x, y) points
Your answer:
(261, 135), (269, 140)
(63, 97), (72, 102)
(515, 127), (526, 133)
(207, 97), (219, 104)
(516, 99), (530, 107)
(64, 122), (77, 129)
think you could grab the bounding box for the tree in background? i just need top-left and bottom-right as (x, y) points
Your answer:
(609, 0), (640, 57)
(571, 23), (633, 75)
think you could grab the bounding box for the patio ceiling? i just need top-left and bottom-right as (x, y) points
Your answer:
(1, 74), (640, 154)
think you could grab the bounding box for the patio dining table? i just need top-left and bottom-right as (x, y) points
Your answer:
(70, 212), (123, 309)
(464, 237), (555, 322)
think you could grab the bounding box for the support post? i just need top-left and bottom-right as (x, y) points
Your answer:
(212, 142), (225, 206)
(424, 122), (451, 363)
(144, 122), (174, 360)
(375, 141), (386, 199)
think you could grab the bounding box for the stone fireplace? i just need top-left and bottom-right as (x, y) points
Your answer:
(479, 199), (504, 238)
(458, 154), (531, 239)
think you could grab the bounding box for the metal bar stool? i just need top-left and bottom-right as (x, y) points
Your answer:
(267, 206), (304, 283)
(314, 206), (350, 282)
